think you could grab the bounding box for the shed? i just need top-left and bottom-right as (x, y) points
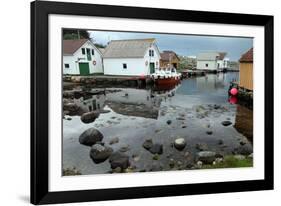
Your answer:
(160, 50), (180, 69)
(102, 38), (161, 76)
(239, 48), (253, 91)
(63, 39), (103, 75)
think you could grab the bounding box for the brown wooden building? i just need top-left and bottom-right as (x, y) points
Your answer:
(160, 51), (180, 69)
(239, 48), (253, 91)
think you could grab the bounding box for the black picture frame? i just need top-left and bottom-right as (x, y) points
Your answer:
(31, 0), (274, 204)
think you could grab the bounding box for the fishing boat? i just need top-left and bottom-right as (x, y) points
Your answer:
(150, 67), (181, 85)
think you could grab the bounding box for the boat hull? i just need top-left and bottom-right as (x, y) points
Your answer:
(154, 77), (180, 85)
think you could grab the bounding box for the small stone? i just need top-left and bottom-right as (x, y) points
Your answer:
(206, 130), (213, 135)
(109, 137), (119, 145)
(240, 140), (247, 146)
(143, 139), (153, 150)
(119, 144), (130, 152)
(217, 139), (224, 145)
(109, 152), (130, 169)
(166, 120), (172, 125)
(112, 167), (122, 173)
(152, 154), (159, 160)
(174, 138), (186, 150)
(248, 153), (253, 159)
(197, 161), (203, 168)
(184, 151), (190, 157)
(196, 143), (208, 151)
(169, 159), (175, 168)
(182, 125), (187, 128)
(234, 154), (246, 160)
(66, 117), (72, 121)
(221, 120), (232, 126)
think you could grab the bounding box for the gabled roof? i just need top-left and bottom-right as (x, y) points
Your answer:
(98, 48), (105, 54)
(63, 39), (88, 55)
(160, 50), (180, 61)
(239, 48), (253, 63)
(197, 52), (219, 61)
(102, 38), (156, 58)
(197, 52), (227, 61)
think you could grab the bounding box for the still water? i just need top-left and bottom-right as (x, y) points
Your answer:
(63, 72), (253, 175)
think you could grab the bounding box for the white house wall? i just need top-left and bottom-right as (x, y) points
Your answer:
(103, 43), (160, 76)
(63, 55), (78, 74)
(144, 44), (161, 70)
(197, 60), (217, 70)
(63, 41), (103, 75)
(103, 58), (147, 76)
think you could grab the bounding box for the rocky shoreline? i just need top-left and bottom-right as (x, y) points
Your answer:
(62, 77), (253, 175)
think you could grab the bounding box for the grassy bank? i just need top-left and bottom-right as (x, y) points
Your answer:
(202, 155), (253, 169)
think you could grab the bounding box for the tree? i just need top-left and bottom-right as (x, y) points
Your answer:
(94, 43), (106, 48)
(63, 29), (90, 39)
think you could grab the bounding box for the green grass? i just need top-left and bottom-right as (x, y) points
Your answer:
(201, 155), (253, 169)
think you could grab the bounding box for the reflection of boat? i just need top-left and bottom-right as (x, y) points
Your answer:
(150, 68), (181, 85)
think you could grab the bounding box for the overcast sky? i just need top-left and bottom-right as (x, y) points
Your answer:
(88, 30), (253, 61)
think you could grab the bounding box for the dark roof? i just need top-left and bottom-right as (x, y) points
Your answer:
(103, 38), (156, 58)
(160, 51), (179, 61)
(63, 39), (88, 55)
(239, 48), (253, 62)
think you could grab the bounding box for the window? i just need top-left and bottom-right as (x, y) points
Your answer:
(149, 49), (154, 57)
(91, 49), (94, 55)
(81, 48), (85, 55)
(86, 48), (91, 61)
(205, 63), (208, 67)
(123, 63), (127, 69)
(64, 64), (70, 68)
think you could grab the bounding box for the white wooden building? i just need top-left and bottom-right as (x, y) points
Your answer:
(63, 39), (103, 75)
(197, 52), (229, 71)
(103, 38), (161, 76)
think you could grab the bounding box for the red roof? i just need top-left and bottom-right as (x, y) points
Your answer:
(160, 50), (179, 61)
(239, 48), (253, 62)
(63, 39), (88, 55)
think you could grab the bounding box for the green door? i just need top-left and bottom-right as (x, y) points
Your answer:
(150, 63), (155, 74)
(79, 63), (90, 76)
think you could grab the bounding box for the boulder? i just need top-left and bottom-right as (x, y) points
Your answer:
(197, 151), (216, 164)
(81, 111), (100, 124)
(143, 139), (153, 150)
(90, 144), (113, 163)
(109, 152), (130, 169)
(79, 128), (104, 146)
(63, 102), (79, 113)
(174, 138), (186, 150)
(221, 120), (232, 126)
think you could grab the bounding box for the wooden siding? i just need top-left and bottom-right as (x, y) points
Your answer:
(160, 56), (179, 68)
(239, 62), (253, 91)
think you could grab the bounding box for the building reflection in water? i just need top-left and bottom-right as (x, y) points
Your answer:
(70, 84), (179, 119)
